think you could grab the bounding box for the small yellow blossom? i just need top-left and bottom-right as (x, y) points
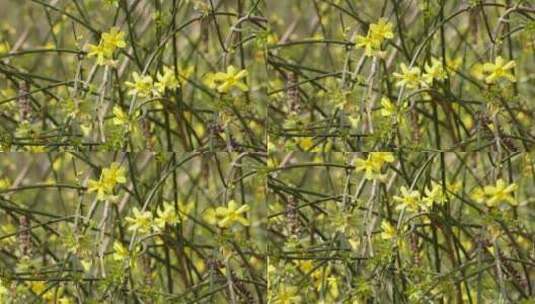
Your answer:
(422, 57), (448, 85)
(315, 275), (340, 302)
(178, 201), (195, 216)
(87, 177), (108, 201)
(380, 96), (396, 117)
(87, 27), (126, 66)
(125, 72), (154, 97)
(446, 56), (463, 72)
(204, 200), (250, 228)
(295, 260), (314, 273)
(298, 137), (315, 151)
(393, 186), (422, 212)
(87, 162), (126, 201)
(393, 63), (424, 89)
(482, 56), (516, 84)
(203, 72), (218, 89)
(102, 162), (127, 185)
(112, 105), (140, 132)
(271, 285), (302, 304)
(112, 241), (129, 261)
(0, 279), (7, 302)
(125, 207), (153, 234)
(0, 41), (10, 54)
(355, 18), (394, 57)
(369, 19), (395, 41)
(153, 201), (180, 230)
(112, 105), (128, 126)
(370, 152), (395, 164)
(87, 42), (109, 65)
(380, 96), (407, 122)
(101, 27), (127, 50)
(471, 179), (517, 207)
(179, 65), (195, 82)
(422, 181), (447, 207)
(470, 63), (485, 81)
(355, 152), (395, 180)
(58, 297), (73, 304)
(356, 34), (380, 57)
(380, 220), (396, 240)
(155, 66), (180, 94)
(212, 65), (248, 93)
(0, 177), (11, 190)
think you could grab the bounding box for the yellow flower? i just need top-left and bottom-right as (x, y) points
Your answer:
(30, 281), (55, 300)
(393, 186), (422, 212)
(295, 260), (314, 273)
(112, 105), (140, 132)
(125, 207), (153, 234)
(87, 162), (126, 201)
(380, 96), (396, 117)
(0, 177), (11, 190)
(369, 19), (394, 41)
(447, 181), (462, 194)
(297, 137), (314, 151)
(112, 241), (129, 261)
(204, 200), (250, 228)
(87, 27), (126, 66)
(471, 179), (517, 207)
(470, 63), (485, 81)
(380, 220), (396, 240)
(178, 65), (195, 85)
(58, 297), (73, 304)
(0, 279), (8, 302)
(355, 34), (380, 57)
(203, 72), (218, 89)
(355, 18), (394, 57)
(355, 152), (395, 180)
(323, 276), (340, 300)
(393, 63), (424, 89)
(422, 181), (447, 207)
(370, 152), (395, 164)
(0, 41), (10, 54)
(87, 42), (110, 65)
(446, 56), (463, 72)
(101, 27), (126, 50)
(153, 201), (180, 230)
(212, 65), (248, 93)
(422, 57), (447, 85)
(155, 66), (180, 94)
(112, 105), (129, 125)
(271, 285), (302, 304)
(125, 72), (154, 97)
(173, 201), (195, 218)
(482, 56), (516, 84)
(101, 162), (127, 185)
(87, 178), (110, 201)
(380, 96), (407, 122)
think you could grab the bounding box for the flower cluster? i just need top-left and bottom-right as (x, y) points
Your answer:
(125, 201), (181, 234)
(112, 105), (141, 133)
(355, 152), (395, 181)
(87, 162), (127, 201)
(393, 186), (422, 212)
(204, 200), (250, 228)
(394, 181), (450, 212)
(87, 27), (126, 66)
(393, 57), (447, 89)
(472, 56), (516, 84)
(355, 19), (394, 57)
(125, 66), (181, 98)
(204, 65), (249, 93)
(471, 178), (517, 207)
